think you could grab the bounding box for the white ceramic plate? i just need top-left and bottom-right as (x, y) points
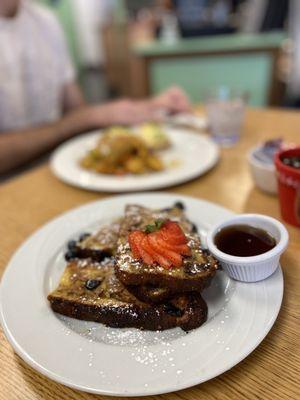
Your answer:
(164, 114), (208, 130)
(50, 127), (219, 192)
(0, 193), (283, 396)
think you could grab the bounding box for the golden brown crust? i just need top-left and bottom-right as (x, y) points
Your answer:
(47, 260), (208, 331)
(48, 293), (208, 331)
(125, 272), (215, 304)
(115, 265), (216, 292)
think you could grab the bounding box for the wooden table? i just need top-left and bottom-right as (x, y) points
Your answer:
(0, 108), (299, 400)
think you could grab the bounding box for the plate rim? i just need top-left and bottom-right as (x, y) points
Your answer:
(0, 193), (284, 396)
(50, 129), (220, 192)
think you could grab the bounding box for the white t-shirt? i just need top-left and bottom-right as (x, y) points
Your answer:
(0, 0), (75, 131)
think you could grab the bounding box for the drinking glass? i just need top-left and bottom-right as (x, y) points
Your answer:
(205, 87), (247, 147)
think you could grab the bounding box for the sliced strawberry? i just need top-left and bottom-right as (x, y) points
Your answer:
(137, 236), (155, 265)
(128, 231), (145, 259)
(148, 233), (182, 267)
(170, 243), (191, 256)
(141, 236), (172, 269)
(141, 235), (156, 258)
(159, 229), (183, 245)
(162, 221), (187, 243)
(144, 237), (172, 269)
(159, 226), (187, 245)
(163, 220), (184, 234)
(155, 233), (191, 255)
(153, 254), (172, 269)
(128, 220), (190, 269)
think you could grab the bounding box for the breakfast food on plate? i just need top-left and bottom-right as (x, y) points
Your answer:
(48, 201), (218, 331)
(65, 220), (121, 262)
(47, 259), (208, 331)
(136, 123), (171, 151)
(80, 127), (165, 175)
(115, 204), (218, 292)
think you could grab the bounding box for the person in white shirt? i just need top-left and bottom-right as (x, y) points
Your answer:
(0, 0), (190, 174)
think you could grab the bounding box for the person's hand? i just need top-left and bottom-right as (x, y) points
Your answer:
(88, 99), (159, 127)
(151, 86), (191, 114)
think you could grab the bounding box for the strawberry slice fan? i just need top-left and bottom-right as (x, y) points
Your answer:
(128, 221), (191, 269)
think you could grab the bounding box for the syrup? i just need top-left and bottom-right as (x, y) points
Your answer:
(214, 225), (276, 257)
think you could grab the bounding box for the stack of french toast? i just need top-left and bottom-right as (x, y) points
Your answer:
(48, 202), (218, 331)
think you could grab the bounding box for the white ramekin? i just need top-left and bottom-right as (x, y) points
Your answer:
(248, 146), (278, 194)
(206, 214), (289, 282)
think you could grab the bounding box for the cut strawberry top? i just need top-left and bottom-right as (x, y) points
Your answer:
(160, 221), (187, 245)
(148, 234), (182, 267)
(139, 236), (155, 265)
(155, 232), (191, 255)
(128, 230), (145, 259)
(128, 220), (191, 269)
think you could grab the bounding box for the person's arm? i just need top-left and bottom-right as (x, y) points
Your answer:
(0, 107), (95, 174)
(0, 88), (191, 175)
(0, 99), (161, 175)
(62, 82), (86, 113)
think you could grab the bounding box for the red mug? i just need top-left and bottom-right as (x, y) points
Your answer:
(275, 147), (300, 227)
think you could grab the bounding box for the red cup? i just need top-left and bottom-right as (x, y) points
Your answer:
(275, 147), (300, 227)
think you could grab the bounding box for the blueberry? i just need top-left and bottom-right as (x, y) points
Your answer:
(67, 240), (77, 250)
(174, 201), (185, 210)
(79, 232), (90, 242)
(164, 303), (183, 317)
(201, 248), (210, 256)
(65, 250), (78, 261)
(85, 279), (101, 290)
(191, 223), (198, 233)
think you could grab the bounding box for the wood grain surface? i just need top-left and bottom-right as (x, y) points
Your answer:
(0, 108), (299, 400)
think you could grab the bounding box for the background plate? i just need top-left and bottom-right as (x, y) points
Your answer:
(0, 193), (283, 396)
(50, 128), (219, 192)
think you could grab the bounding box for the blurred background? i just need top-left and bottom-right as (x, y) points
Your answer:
(37, 0), (298, 108)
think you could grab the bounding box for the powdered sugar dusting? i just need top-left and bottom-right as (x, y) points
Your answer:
(57, 314), (186, 346)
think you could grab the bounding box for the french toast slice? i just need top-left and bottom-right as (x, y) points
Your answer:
(66, 203), (189, 264)
(48, 259), (207, 331)
(63, 216), (179, 303)
(65, 220), (121, 262)
(115, 204), (218, 292)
